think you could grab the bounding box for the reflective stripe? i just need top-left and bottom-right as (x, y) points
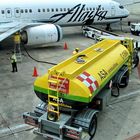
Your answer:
(10, 54), (17, 63)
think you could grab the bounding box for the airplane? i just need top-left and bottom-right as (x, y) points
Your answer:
(0, 0), (129, 46)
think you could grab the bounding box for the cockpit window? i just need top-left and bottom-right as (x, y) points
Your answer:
(119, 5), (124, 9)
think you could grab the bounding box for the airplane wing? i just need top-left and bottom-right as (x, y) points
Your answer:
(0, 22), (44, 42)
(0, 23), (27, 42)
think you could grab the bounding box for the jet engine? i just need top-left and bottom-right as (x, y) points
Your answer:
(21, 24), (63, 46)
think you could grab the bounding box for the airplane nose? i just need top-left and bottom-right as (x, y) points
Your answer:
(124, 8), (129, 17)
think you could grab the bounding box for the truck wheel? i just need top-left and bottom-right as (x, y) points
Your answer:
(133, 55), (139, 68)
(88, 114), (97, 137)
(85, 32), (88, 37)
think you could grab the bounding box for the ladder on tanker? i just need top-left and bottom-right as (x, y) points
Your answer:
(122, 39), (134, 73)
(47, 72), (62, 120)
(14, 43), (22, 62)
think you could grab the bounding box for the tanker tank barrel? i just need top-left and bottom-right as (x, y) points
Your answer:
(34, 39), (132, 108)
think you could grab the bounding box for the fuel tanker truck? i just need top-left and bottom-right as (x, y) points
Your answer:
(23, 39), (136, 140)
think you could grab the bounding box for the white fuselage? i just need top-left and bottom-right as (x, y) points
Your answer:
(0, 0), (129, 26)
(0, 0), (129, 45)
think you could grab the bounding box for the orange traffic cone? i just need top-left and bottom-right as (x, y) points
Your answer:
(32, 66), (38, 77)
(64, 42), (68, 50)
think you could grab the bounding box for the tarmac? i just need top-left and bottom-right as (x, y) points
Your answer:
(0, 8), (140, 140)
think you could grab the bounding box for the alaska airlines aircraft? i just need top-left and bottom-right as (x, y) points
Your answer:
(0, 0), (129, 46)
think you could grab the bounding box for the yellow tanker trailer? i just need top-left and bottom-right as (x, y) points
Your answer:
(24, 39), (134, 139)
(34, 39), (131, 108)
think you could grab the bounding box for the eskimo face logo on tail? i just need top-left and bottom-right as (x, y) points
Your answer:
(50, 4), (108, 24)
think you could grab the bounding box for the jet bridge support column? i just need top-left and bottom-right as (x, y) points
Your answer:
(14, 32), (22, 62)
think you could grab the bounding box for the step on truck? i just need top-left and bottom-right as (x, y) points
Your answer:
(23, 39), (137, 140)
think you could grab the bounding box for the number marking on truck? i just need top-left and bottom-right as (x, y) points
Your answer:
(98, 69), (108, 80)
(120, 50), (129, 60)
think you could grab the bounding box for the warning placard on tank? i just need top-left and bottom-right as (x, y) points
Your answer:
(49, 76), (69, 94)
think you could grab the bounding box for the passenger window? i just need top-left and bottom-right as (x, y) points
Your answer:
(102, 7), (104, 10)
(16, 10), (19, 13)
(64, 8), (66, 11)
(29, 9), (32, 13)
(89, 8), (92, 11)
(38, 9), (41, 12)
(47, 8), (50, 12)
(7, 10), (11, 13)
(21, 9), (24, 13)
(60, 8), (63, 12)
(86, 8), (89, 11)
(93, 8), (95, 10)
(1, 10), (4, 14)
(51, 8), (54, 12)
(43, 9), (45, 12)
(56, 8), (58, 12)
(25, 9), (28, 13)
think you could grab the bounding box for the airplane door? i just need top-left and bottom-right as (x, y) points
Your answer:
(111, 4), (116, 16)
(6, 8), (12, 18)
(14, 8), (21, 18)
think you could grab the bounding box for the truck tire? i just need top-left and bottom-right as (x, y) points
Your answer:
(88, 114), (97, 137)
(84, 32), (88, 37)
(133, 54), (139, 68)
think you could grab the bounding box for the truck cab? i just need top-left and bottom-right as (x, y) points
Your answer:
(130, 23), (140, 36)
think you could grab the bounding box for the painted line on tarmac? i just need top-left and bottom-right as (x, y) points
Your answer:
(118, 90), (140, 99)
(110, 89), (140, 105)
(0, 124), (34, 138)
